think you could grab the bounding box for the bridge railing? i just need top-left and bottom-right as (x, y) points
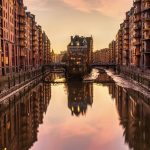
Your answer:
(91, 62), (116, 66)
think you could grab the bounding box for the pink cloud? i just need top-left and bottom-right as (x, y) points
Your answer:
(62, 0), (132, 18)
(24, 0), (132, 19)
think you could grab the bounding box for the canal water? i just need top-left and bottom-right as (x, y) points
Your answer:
(0, 69), (150, 150)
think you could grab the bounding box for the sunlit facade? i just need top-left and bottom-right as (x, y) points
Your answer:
(0, 0), (51, 76)
(93, 45), (116, 64)
(94, 0), (150, 71)
(142, 0), (150, 69)
(67, 35), (93, 78)
(115, 0), (150, 69)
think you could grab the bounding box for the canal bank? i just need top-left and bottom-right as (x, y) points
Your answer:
(116, 66), (150, 91)
(30, 71), (150, 150)
(0, 70), (150, 150)
(0, 68), (50, 100)
(0, 78), (51, 150)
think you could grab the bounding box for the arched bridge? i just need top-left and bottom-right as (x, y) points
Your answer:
(43, 62), (68, 68)
(42, 63), (68, 73)
(42, 62), (116, 72)
(90, 62), (116, 68)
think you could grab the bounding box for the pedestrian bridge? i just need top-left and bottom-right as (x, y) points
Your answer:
(42, 62), (116, 72)
(43, 63), (68, 68)
(90, 62), (116, 67)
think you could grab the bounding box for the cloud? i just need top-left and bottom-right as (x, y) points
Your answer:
(24, 0), (61, 11)
(62, 0), (132, 18)
(24, 0), (132, 19)
(61, 0), (101, 13)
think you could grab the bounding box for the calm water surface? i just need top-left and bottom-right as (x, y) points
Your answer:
(0, 69), (150, 150)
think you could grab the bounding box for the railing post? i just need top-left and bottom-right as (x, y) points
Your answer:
(19, 73), (21, 84)
(8, 76), (10, 89)
(13, 75), (16, 86)
(24, 72), (25, 81)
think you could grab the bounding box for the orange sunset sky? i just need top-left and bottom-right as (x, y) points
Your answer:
(24, 0), (133, 53)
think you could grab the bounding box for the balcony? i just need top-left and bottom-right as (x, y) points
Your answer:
(32, 27), (37, 32)
(134, 8), (141, 14)
(124, 23), (129, 29)
(134, 16), (141, 22)
(143, 49), (150, 54)
(33, 37), (37, 42)
(32, 31), (37, 36)
(19, 20), (25, 25)
(135, 48), (141, 55)
(142, 2), (150, 11)
(143, 12), (150, 21)
(143, 48), (150, 54)
(133, 33), (141, 38)
(133, 0), (141, 3)
(19, 34), (25, 39)
(19, 27), (25, 33)
(124, 30), (129, 35)
(133, 39), (141, 45)
(143, 23), (150, 31)
(124, 35), (129, 40)
(20, 50), (26, 57)
(20, 41), (26, 47)
(33, 43), (38, 48)
(123, 46), (129, 51)
(118, 37), (122, 41)
(33, 53), (37, 58)
(134, 24), (141, 30)
(143, 33), (150, 40)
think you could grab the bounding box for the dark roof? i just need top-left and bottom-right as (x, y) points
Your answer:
(68, 35), (93, 47)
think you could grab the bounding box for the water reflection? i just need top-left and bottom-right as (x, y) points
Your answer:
(115, 86), (150, 150)
(0, 81), (51, 150)
(0, 71), (150, 150)
(67, 82), (93, 116)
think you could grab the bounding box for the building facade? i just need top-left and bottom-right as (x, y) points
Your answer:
(93, 41), (116, 65)
(93, 0), (150, 71)
(142, 0), (150, 69)
(0, 0), (51, 77)
(67, 35), (93, 78)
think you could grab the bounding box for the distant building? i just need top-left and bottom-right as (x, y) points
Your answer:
(93, 46), (115, 64)
(67, 35), (93, 78)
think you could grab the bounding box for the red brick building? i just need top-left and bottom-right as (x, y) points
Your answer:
(0, 0), (51, 77)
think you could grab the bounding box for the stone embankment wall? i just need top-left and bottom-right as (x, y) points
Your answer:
(119, 66), (150, 90)
(0, 68), (49, 99)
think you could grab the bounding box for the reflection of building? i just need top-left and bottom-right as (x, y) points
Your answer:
(67, 35), (93, 78)
(67, 82), (93, 116)
(0, 81), (51, 150)
(115, 85), (150, 150)
(96, 70), (114, 83)
(96, 70), (116, 99)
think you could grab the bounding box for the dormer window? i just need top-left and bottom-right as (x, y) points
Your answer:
(83, 38), (87, 45)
